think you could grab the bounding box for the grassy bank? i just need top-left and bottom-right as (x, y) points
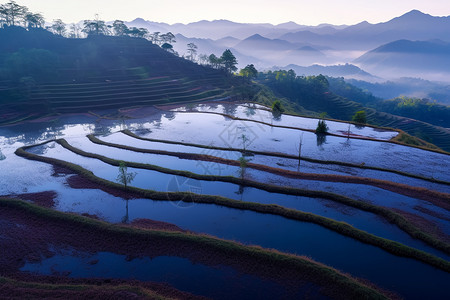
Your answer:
(15, 145), (450, 272)
(122, 130), (450, 186)
(0, 276), (168, 299)
(233, 102), (448, 155)
(0, 198), (389, 300)
(59, 138), (450, 255)
(88, 134), (450, 208)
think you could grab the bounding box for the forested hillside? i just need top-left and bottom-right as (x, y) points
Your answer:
(258, 70), (450, 151)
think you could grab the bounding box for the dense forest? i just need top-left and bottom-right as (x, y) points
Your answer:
(329, 77), (450, 128)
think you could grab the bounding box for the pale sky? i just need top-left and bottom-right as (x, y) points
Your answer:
(6, 0), (450, 25)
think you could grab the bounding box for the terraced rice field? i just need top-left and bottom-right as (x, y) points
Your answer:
(295, 93), (450, 152)
(1, 102), (449, 299)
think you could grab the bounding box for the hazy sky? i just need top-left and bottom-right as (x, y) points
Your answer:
(8, 0), (450, 25)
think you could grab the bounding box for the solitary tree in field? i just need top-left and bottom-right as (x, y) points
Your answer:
(352, 110), (367, 125)
(271, 100), (284, 120)
(239, 133), (250, 153)
(272, 100), (284, 114)
(116, 161), (136, 189)
(316, 120), (328, 134)
(239, 156), (249, 180)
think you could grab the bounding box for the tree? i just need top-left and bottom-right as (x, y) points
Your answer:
(239, 64), (257, 78)
(221, 49), (238, 73)
(316, 120), (328, 134)
(24, 13), (44, 29)
(197, 54), (209, 65)
(116, 161), (136, 189)
(352, 110), (367, 124)
(51, 19), (66, 36)
(82, 15), (109, 36)
(149, 32), (160, 44)
(208, 54), (222, 69)
(239, 133), (250, 152)
(238, 156), (250, 180)
(186, 43), (198, 61)
(272, 100), (284, 115)
(69, 23), (82, 38)
(161, 42), (174, 53)
(127, 27), (148, 38)
(112, 20), (129, 36)
(160, 32), (176, 44)
(0, 1), (27, 27)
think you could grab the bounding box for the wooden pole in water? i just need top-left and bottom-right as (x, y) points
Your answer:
(297, 133), (303, 172)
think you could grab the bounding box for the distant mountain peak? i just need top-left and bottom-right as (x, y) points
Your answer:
(279, 21), (298, 25)
(131, 17), (147, 23)
(298, 46), (318, 52)
(393, 9), (434, 22)
(402, 9), (427, 16)
(355, 21), (371, 26)
(245, 33), (266, 40)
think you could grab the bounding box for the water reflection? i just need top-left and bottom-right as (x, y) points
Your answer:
(316, 134), (327, 149)
(163, 111), (176, 121)
(121, 199), (129, 224)
(272, 110), (282, 121)
(245, 106), (256, 117)
(222, 104), (237, 117)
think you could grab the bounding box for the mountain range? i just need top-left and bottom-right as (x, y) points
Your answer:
(123, 10), (450, 82)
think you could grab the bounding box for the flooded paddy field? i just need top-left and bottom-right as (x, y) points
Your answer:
(1, 101), (449, 299)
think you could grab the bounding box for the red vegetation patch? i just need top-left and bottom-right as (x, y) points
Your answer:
(52, 165), (76, 176)
(128, 218), (186, 232)
(0, 191), (57, 208)
(413, 205), (450, 222)
(119, 106), (160, 119)
(81, 213), (101, 220)
(337, 131), (365, 138)
(1, 274), (206, 300)
(67, 175), (137, 200)
(393, 208), (450, 244)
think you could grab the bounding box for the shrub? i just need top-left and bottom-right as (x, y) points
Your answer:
(352, 110), (367, 124)
(316, 120), (328, 134)
(271, 100), (284, 113)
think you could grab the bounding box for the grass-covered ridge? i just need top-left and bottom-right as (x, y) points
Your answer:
(0, 198), (390, 300)
(58, 138), (450, 254)
(15, 143), (450, 272)
(0, 26), (238, 125)
(0, 275), (170, 299)
(122, 130), (450, 185)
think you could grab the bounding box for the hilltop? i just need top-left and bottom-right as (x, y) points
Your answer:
(0, 26), (236, 123)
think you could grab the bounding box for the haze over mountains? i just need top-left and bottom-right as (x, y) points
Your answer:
(125, 10), (450, 83)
